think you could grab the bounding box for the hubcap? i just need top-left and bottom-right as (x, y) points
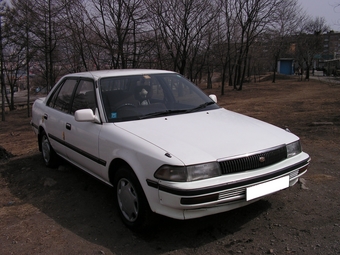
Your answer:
(117, 178), (139, 222)
(41, 135), (51, 163)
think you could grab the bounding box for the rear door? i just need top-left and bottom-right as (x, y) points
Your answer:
(44, 78), (78, 158)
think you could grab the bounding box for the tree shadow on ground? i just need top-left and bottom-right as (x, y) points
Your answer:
(2, 153), (271, 254)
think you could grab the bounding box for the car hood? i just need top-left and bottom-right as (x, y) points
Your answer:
(115, 108), (298, 165)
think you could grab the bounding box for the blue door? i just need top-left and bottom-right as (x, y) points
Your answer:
(280, 60), (293, 75)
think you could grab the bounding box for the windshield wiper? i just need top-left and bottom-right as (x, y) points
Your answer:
(185, 101), (215, 113)
(139, 102), (215, 120)
(139, 109), (188, 119)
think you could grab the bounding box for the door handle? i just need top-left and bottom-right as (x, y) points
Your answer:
(43, 114), (48, 120)
(66, 123), (71, 130)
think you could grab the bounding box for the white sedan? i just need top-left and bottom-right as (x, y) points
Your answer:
(31, 69), (310, 229)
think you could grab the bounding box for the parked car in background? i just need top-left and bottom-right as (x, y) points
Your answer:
(31, 69), (310, 229)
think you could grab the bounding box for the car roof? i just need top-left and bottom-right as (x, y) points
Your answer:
(62, 69), (176, 80)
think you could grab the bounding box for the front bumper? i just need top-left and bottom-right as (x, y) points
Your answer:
(146, 153), (310, 220)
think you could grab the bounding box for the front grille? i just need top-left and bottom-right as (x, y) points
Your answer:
(219, 145), (287, 175)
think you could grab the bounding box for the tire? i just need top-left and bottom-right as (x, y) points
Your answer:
(40, 131), (58, 167)
(114, 166), (152, 230)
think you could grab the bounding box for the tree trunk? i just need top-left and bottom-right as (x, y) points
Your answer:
(305, 64), (310, 81)
(0, 15), (4, 121)
(272, 56), (278, 83)
(26, 29), (30, 117)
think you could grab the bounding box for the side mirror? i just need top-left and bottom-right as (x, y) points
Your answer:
(75, 108), (100, 123)
(209, 94), (217, 103)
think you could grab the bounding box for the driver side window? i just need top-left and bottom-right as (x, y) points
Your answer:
(71, 80), (96, 114)
(48, 79), (77, 113)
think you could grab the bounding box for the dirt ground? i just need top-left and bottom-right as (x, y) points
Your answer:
(0, 76), (339, 255)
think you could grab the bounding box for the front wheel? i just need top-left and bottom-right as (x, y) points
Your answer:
(40, 131), (58, 167)
(114, 166), (152, 230)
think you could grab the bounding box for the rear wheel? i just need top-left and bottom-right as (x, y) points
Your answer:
(114, 166), (152, 230)
(40, 131), (58, 167)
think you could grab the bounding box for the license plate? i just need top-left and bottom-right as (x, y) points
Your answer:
(246, 176), (290, 201)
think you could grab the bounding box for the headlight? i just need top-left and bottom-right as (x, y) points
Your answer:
(154, 162), (221, 182)
(286, 140), (302, 158)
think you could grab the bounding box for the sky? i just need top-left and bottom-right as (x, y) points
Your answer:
(298, 0), (340, 30)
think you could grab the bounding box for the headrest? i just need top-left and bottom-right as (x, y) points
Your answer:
(134, 85), (152, 101)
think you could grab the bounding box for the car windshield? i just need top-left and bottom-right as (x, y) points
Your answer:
(99, 73), (219, 122)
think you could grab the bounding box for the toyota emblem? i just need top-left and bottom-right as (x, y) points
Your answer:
(259, 156), (266, 163)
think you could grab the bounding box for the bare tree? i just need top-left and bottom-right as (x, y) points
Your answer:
(267, 0), (305, 83)
(87, 0), (146, 69)
(26, 0), (69, 92)
(6, 0), (38, 116)
(0, 1), (33, 114)
(1, 0), (336, 121)
(296, 16), (329, 80)
(217, 0), (284, 93)
(217, 0), (238, 95)
(60, 1), (101, 72)
(0, 0), (8, 120)
(234, 0), (284, 90)
(2, 43), (26, 111)
(146, 0), (219, 75)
